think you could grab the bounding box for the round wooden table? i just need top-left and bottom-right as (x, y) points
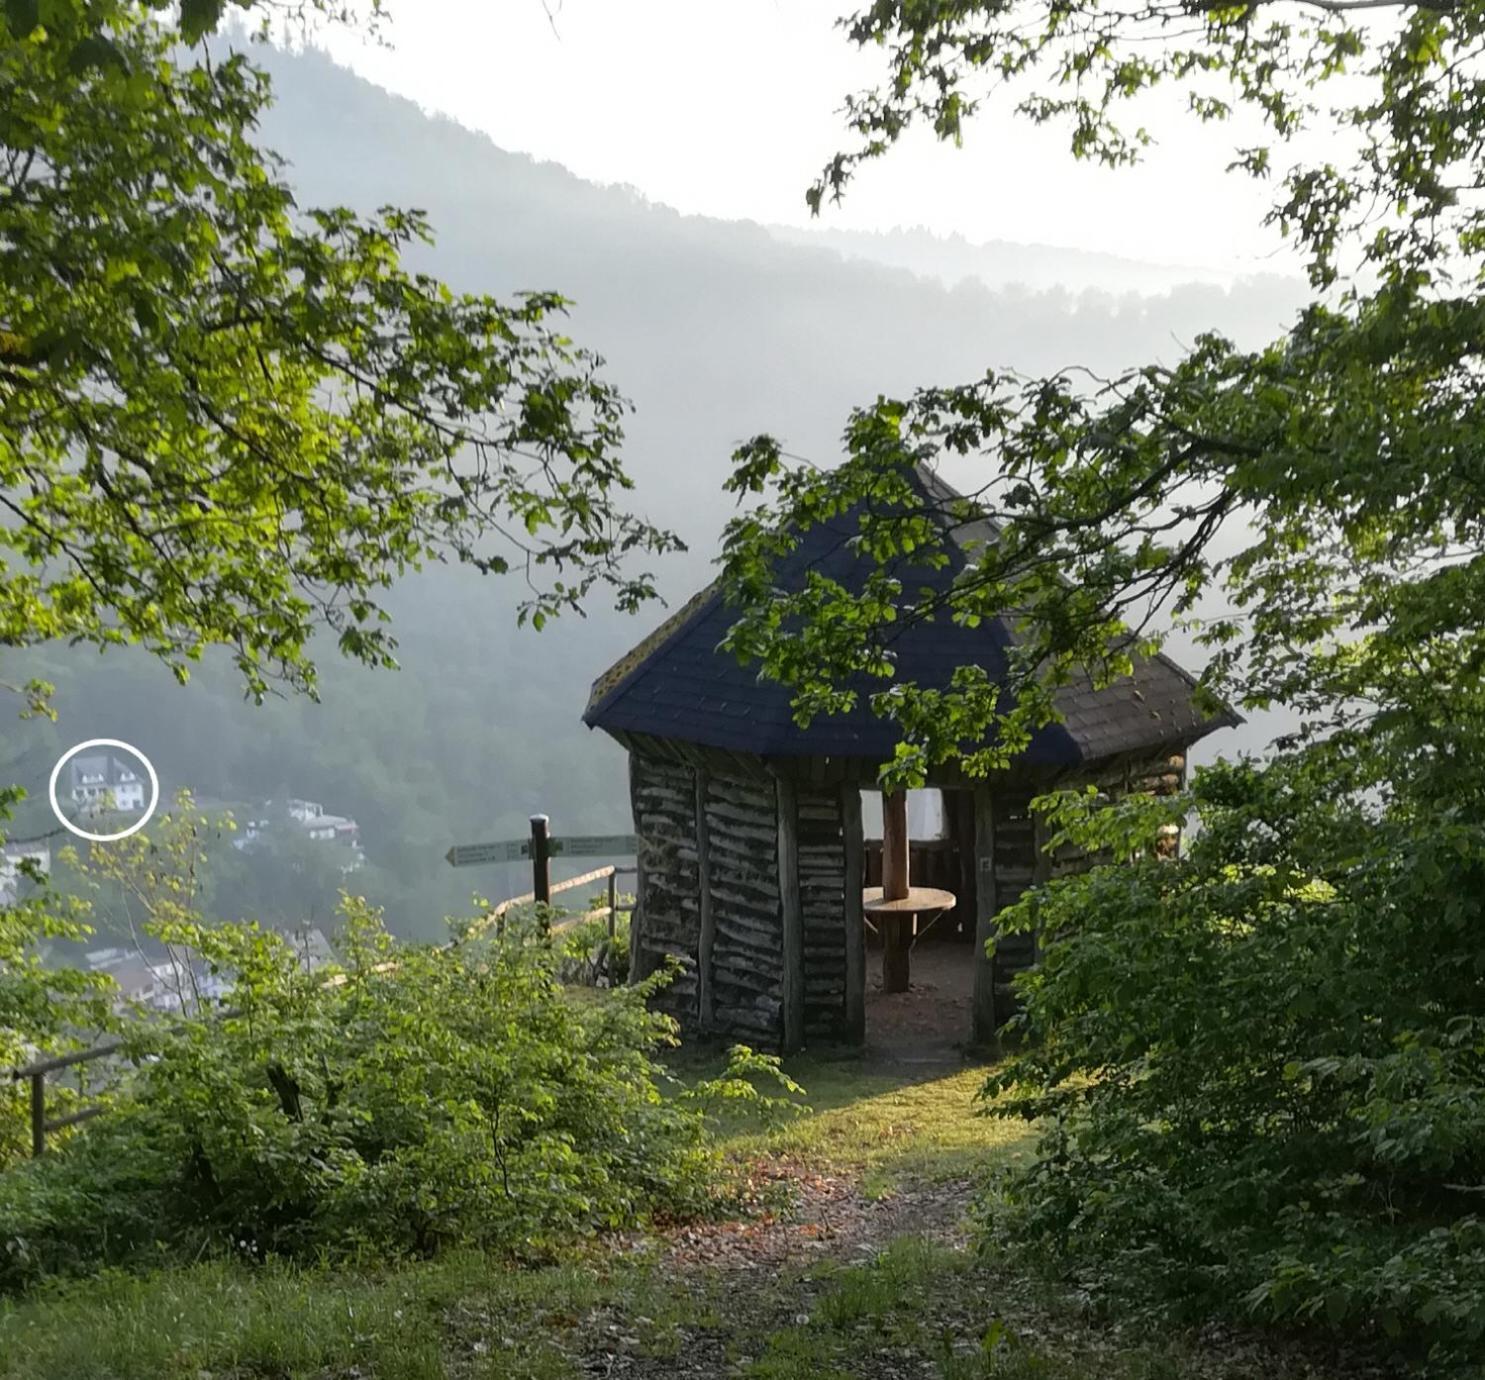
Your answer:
(862, 886), (957, 994)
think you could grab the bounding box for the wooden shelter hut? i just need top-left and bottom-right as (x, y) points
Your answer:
(583, 465), (1238, 1051)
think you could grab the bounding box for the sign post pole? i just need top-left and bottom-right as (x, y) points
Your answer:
(529, 814), (551, 907)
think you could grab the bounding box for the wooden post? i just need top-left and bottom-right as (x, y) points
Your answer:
(529, 814), (550, 906)
(954, 791), (977, 940)
(880, 789), (911, 994)
(971, 784), (999, 1046)
(1031, 804), (1052, 966)
(841, 785), (866, 1044)
(776, 776), (804, 1054)
(695, 769), (716, 1030)
(881, 789), (909, 900)
(882, 918), (912, 993)
(606, 869), (617, 941)
(30, 1072), (45, 1157)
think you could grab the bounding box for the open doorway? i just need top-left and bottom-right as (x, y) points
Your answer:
(859, 788), (978, 1056)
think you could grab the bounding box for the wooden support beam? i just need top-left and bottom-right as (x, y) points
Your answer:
(1031, 802), (1052, 967)
(841, 785), (865, 1045)
(881, 789), (909, 901)
(972, 784), (998, 1046)
(695, 768), (716, 1029)
(776, 776), (805, 1053)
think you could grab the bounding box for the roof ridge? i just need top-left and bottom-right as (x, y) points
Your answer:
(584, 578), (726, 722)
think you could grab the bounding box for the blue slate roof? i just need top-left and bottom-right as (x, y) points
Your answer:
(584, 465), (1238, 766)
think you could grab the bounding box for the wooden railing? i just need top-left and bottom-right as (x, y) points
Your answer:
(12, 1040), (127, 1159)
(9, 861), (636, 1158)
(480, 862), (635, 938)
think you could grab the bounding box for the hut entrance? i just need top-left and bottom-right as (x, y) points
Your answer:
(862, 788), (979, 1054)
(583, 461), (1236, 1052)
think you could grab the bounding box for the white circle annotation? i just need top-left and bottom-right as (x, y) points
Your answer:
(47, 738), (161, 843)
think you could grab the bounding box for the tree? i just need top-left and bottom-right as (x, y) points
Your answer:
(2, 1), (680, 702)
(0, 0), (678, 1154)
(725, 0), (1484, 779)
(719, 0), (1485, 1364)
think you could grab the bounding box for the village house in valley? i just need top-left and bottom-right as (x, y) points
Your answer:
(234, 797), (364, 870)
(584, 464), (1238, 1052)
(68, 750), (147, 814)
(0, 841), (50, 905)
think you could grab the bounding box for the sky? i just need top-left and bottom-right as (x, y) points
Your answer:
(321, 0), (1304, 277)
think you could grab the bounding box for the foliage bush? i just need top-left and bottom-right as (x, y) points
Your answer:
(977, 745), (1485, 1373)
(0, 893), (790, 1291)
(556, 904), (631, 988)
(1, 799), (117, 1168)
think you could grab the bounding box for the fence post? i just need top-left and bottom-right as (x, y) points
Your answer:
(30, 1072), (45, 1157)
(529, 814), (550, 907)
(607, 869), (617, 941)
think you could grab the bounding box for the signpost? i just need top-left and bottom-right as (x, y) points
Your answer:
(443, 839), (529, 868)
(552, 833), (639, 859)
(445, 816), (638, 909)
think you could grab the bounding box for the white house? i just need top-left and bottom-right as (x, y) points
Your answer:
(236, 797), (363, 868)
(69, 751), (148, 814)
(86, 946), (232, 1014)
(0, 842), (50, 904)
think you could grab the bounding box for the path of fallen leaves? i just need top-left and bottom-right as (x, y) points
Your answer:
(658, 1161), (973, 1274)
(576, 1159), (974, 1379)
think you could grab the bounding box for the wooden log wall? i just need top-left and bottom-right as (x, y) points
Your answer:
(630, 753), (701, 1021)
(986, 792), (1039, 1024)
(629, 752), (854, 1051)
(702, 772), (784, 1046)
(629, 745), (1187, 1050)
(798, 788), (848, 1041)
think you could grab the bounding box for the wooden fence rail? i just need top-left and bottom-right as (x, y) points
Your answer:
(10, 833), (636, 1158)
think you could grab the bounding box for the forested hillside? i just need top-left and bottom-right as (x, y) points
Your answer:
(4, 45), (1303, 939)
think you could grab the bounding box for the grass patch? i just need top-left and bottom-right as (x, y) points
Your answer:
(0, 1247), (707, 1380)
(697, 1049), (1036, 1194)
(1, 1048), (1022, 1379)
(0, 1046), (1347, 1380)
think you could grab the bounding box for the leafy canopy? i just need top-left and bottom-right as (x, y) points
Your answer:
(723, 0), (1485, 787)
(719, 0), (1485, 1364)
(0, 0), (678, 1149)
(1, 0), (681, 702)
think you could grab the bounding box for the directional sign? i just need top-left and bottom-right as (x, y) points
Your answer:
(550, 833), (639, 859)
(446, 833), (638, 867)
(445, 839), (528, 868)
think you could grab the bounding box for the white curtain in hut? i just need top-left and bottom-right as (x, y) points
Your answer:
(859, 788), (945, 841)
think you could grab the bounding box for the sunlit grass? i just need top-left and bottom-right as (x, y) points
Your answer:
(691, 1049), (1038, 1194)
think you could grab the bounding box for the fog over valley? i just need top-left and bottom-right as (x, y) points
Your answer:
(5, 45), (1304, 940)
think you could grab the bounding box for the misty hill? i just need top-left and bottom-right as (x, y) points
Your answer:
(6, 45), (1306, 939)
(764, 224), (1246, 295)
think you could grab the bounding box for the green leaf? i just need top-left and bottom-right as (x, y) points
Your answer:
(4, 0), (38, 36)
(179, 0), (226, 44)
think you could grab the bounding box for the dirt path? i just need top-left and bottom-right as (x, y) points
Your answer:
(577, 1165), (977, 1379)
(565, 1040), (1395, 1380)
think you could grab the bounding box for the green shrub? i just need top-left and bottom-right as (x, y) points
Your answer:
(1, 875), (117, 1169)
(978, 749), (1485, 1374)
(0, 896), (783, 1290)
(556, 905), (631, 987)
